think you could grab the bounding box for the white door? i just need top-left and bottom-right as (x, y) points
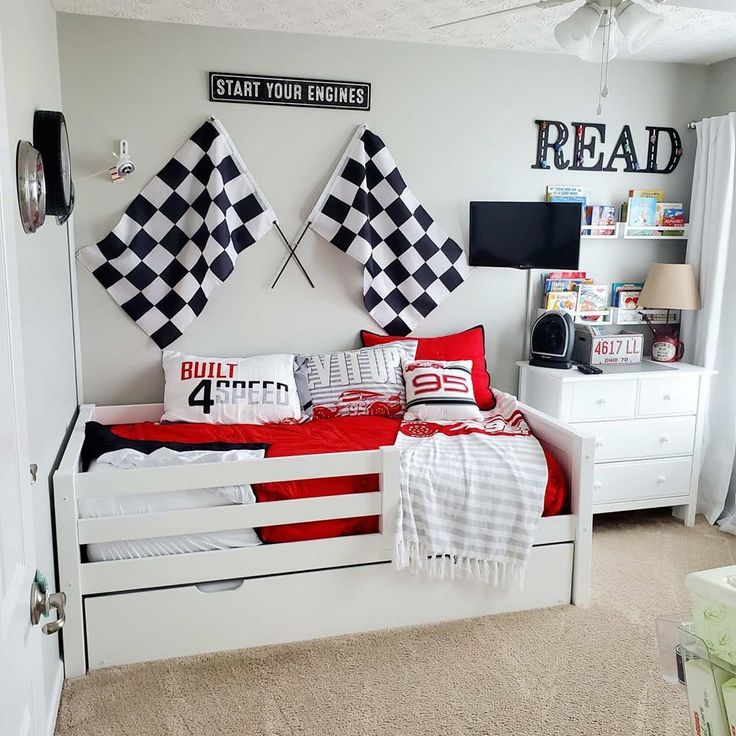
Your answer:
(0, 35), (47, 736)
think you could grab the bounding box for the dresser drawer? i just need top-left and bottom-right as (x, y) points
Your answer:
(638, 376), (699, 417)
(570, 379), (637, 422)
(588, 416), (696, 462)
(593, 458), (692, 505)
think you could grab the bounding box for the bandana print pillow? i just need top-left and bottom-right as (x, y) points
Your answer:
(403, 359), (482, 421)
(299, 342), (417, 419)
(162, 351), (306, 425)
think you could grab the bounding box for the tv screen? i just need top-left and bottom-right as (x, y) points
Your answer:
(469, 201), (581, 270)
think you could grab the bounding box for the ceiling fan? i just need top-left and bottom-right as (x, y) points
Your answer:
(431, 0), (735, 113)
(431, 0), (735, 62)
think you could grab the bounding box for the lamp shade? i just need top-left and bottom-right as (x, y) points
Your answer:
(554, 2), (603, 55)
(638, 263), (701, 310)
(615, 0), (665, 53)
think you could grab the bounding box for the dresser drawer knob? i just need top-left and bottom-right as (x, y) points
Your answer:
(595, 440), (605, 448)
(663, 394), (672, 401)
(656, 475), (667, 484)
(597, 398), (607, 405)
(660, 436), (669, 443)
(594, 481), (602, 490)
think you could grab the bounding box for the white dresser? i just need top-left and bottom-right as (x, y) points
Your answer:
(517, 361), (712, 526)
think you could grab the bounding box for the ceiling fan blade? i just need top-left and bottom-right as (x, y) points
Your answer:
(429, 0), (575, 31)
(651, 0), (736, 11)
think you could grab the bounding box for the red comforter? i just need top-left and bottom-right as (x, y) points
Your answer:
(108, 417), (568, 543)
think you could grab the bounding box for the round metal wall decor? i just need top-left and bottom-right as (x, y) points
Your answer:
(33, 110), (75, 223)
(16, 140), (46, 234)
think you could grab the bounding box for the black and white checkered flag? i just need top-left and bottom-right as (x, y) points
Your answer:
(308, 126), (469, 335)
(78, 118), (276, 348)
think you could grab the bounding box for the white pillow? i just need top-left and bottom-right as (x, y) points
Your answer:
(404, 359), (482, 421)
(83, 447), (263, 561)
(162, 351), (304, 424)
(299, 342), (417, 419)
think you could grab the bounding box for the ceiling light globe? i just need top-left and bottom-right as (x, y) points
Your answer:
(615, 0), (666, 53)
(554, 1), (603, 55)
(578, 18), (618, 63)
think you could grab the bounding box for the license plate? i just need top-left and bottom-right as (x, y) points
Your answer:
(591, 335), (643, 365)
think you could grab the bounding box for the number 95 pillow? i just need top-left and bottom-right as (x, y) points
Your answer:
(403, 360), (482, 422)
(162, 351), (307, 425)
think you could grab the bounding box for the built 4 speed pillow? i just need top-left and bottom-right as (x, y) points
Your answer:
(360, 325), (494, 410)
(162, 351), (305, 425)
(299, 342), (417, 419)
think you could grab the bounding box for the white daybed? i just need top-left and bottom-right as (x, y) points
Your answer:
(54, 402), (594, 677)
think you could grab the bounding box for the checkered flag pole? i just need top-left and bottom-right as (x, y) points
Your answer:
(78, 118), (276, 348)
(307, 125), (469, 336)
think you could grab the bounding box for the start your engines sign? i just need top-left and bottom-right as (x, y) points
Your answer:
(209, 72), (371, 111)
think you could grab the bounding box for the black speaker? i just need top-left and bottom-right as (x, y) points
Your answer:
(529, 311), (574, 369)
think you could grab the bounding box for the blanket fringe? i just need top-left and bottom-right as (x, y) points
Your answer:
(394, 540), (526, 590)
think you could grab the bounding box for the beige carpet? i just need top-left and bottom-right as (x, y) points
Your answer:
(56, 511), (736, 736)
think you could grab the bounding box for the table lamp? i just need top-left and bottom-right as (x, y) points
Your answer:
(638, 263), (701, 362)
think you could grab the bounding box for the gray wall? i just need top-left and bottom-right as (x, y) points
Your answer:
(0, 0), (78, 724)
(705, 58), (736, 117)
(57, 14), (707, 405)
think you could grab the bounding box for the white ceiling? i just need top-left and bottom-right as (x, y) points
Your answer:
(52, 0), (736, 65)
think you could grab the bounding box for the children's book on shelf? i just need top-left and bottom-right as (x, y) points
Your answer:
(585, 205), (617, 236)
(626, 196), (658, 236)
(620, 189), (663, 224)
(617, 291), (642, 310)
(656, 202), (685, 236)
(545, 291), (578, 312)
(545, 271), (588, 279)
(611, 281), (644, 309)
(542, 271), (589, 304)
(576, 283), (609, 312)
(546, 186), (589, 204)
(546, 186), (589, 224)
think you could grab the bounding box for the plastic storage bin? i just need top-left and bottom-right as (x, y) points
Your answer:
(686, 566), (736, 668)
(656, 616), (736, 736)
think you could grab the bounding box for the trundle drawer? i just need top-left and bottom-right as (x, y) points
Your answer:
(85, 542), (573, 670)
(637, 376), (699, 417)
(570, 379), (637, 422)
(588, 416), (696, 462)
(593, 458), (692, 505)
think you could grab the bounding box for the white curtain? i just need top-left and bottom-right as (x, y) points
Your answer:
(682, 113), (736, 526)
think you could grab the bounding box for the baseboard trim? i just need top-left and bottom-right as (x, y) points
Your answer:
(46, 659), (64, 736)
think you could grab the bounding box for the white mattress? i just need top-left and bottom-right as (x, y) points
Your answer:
(81, 447), (264, 562)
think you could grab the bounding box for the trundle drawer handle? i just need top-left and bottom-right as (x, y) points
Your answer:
(663, 394), (672, 401)
(656, 476), (667, 484)
(196, 579), (245, 593)
(593, 481), (602, 490)
(597, 398), (607, 405)
(595, 440), (605, 448)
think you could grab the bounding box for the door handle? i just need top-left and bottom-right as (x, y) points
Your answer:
(30, 573), (66, 635)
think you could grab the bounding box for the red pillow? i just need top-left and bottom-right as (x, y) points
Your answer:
(541, 447), (568, 517)
(360, 326), (494, 410)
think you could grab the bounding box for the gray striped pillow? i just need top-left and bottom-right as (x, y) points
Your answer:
(299, 342), (417, 419)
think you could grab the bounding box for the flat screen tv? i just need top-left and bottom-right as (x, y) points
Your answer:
(469, 201), (581, 270)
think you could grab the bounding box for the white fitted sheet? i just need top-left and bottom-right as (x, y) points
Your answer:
(82, 447), (264, 561)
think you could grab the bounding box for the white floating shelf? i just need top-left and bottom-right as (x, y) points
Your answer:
(537, 307), (612, 325)
(611, 307), (680, 325)
(622, 223), (689, 240)
(581, 223), (620, 240)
